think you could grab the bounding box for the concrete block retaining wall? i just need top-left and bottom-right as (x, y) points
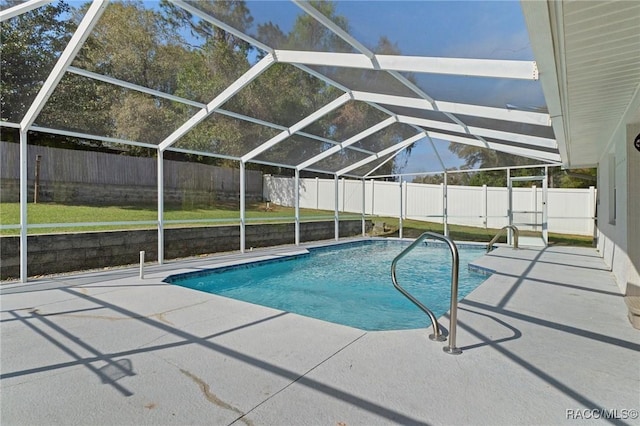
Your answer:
(0, 220), (370, 280)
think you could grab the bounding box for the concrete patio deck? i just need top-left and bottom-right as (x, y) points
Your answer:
(1, 240), (638, 425)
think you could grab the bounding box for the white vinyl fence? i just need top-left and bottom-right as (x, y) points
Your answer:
(264, 176), (597, 236)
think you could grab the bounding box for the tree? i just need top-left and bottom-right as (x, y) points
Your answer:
(161, 0), (253, 56)
(413, 168), (472, 186)
(444, 142), (598, 188)
(552, 167), (597, 188)
(447, 142), (549, 187)
(286, 0), (351, 52)
(0, 0), (74, 123)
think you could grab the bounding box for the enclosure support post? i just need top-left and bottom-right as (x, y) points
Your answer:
(19, 130), (28, 282)
(443, 171), (449, 237)
(240, 161), (246, 253)
(507, 168), (513, 245)
(532, 184), (538, 232)
(157, 150), (164, 264)
(589, 185), (596, 244)
(334, 174), (339, 241)
(482, 184), (488, 229)
(371, 179), (375, 215)
(342, 177), (346, 212)
(361, 178), (366, 236)
(542, 166), (549, 245)
(399, 178), (404, 239)
(294, 169), (300, 246)
(403, 180), (408, 222)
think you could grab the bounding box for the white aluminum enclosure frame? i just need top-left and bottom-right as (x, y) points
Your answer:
(351, 91), (551, 126)
(15, 0), (108, 282)
(397, 116), (557, 149)
(158, 54), (276, 152)
(296, 116), (397, 171)
(242, 92), (353, 162)
(0, 0), (53, 22)
(4, 0), (565, 282)
(274, 51), (539, 80)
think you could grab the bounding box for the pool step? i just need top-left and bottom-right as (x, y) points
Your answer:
(624, 296), (640, 330)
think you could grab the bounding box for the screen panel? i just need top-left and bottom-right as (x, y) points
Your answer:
(309, 66), (420, 98)
(312, 148), (372, 174)
(173, 111), (282, 158)
(253, 134), (329, 167)
(318, 1), (533, 59)
(351, 122), (417, 152)
(35, 73), (197, 145)
(221, 62), (345, 128)
(303, 101), (390, 142)
(71, 1), (253, 104)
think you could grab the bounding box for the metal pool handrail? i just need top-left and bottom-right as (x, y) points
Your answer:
(391, 232), (462, 355)
(486, 225), (519, 253)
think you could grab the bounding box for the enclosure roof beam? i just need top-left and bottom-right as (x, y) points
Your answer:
(30, 125), (159, 150)
(274, 50), (539, 80)
(20, 0), (108, 130)
(368, 162), (563, 179)
(158, 54), (275, 152)
(296, 116), (397, 171)
(170, 0), (273, 54)
(0, 0), (52, 21)
(0, 121), (21, 129)
(241, 92), (352, 162)
(352, 91), (551, 126)
(426, 130), (561, 162)
(165, 147), (240, 162)
(67, 67), (206, 108)
(397, 115), (558, 149)
(336, 132), (426, 176)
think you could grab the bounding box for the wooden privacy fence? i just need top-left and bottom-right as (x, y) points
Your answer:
(1, 142), (263, 196)
(264, 175), (597, 236)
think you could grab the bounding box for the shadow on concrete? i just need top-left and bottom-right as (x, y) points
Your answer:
(460, 299), (640, 352)
(450, 301), (634, 426)
(2, 288), (430, 425)
(5, 309), (135, 397)
(455, 306), (522, 351)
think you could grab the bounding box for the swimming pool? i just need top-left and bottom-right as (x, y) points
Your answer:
(166, 240), (489, 331)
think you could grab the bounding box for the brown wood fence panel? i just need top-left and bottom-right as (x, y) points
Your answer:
(0, 142), (262, 193)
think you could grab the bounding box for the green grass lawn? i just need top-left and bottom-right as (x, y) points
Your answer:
(0, 202), (351, 235)
(372, 217), (594, 247)
(0, 202), (594, 247)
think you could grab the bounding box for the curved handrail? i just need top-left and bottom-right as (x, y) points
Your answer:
(391, 232), (462, 354)
(486, 225), (519, 253)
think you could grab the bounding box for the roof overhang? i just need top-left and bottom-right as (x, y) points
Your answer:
(521, 0), (640, 168)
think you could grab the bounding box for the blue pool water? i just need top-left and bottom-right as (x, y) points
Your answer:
(167, 240), (489, 331)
